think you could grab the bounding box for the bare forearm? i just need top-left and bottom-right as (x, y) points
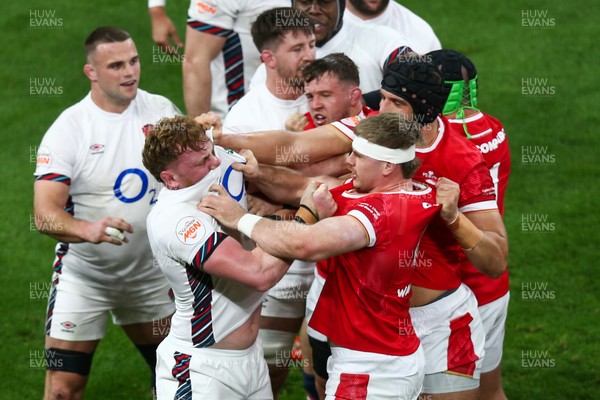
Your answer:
(220, 131), (290, 163)
(35, 208), (89, 243)
(448, 213), (508, 278)
(252, 247), (294, 291)
(249, 164), (309, 205)
(251, 218), (313, 260)
(463, 231), (508, 277)
(250, 216), (365, 262)
(220, 127), (351, 166)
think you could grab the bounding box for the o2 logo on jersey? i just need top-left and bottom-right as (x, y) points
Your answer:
(221, 164), (244, 202)
(176, 217), (206, 245)
(113, 168), (159, 205)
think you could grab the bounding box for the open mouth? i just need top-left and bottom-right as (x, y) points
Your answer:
(121, 80), (137, 87)
(314, 23), (327, 34)
(313, 113), (327, 125)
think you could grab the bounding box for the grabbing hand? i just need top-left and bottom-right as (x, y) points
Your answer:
(299, 181), (336, 220)
(194, 112), (222, 142)
(435, 177), (460, 224)
(312, 183), (337, 219)
(231, 149), (260, 181)
(285, 112), (308, 132)
(198, 185), (247, 230)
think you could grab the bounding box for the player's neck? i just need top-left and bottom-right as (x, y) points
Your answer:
(369, 175), (413, 194)
(447, 108), (479, 120)
(90, 90), (131, 114)
(266, 74), (304, 101)
(418, 119), (440, 149)
(348, 103), (363, 117)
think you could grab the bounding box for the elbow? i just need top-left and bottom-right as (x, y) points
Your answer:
(251, 270), (280, 292)
(484, 251), (509, 279)
(254, 279), (275, 293)
(290, 240), (322, 262)
(486, 262), (507, 279)
(33, 213), (49, 234)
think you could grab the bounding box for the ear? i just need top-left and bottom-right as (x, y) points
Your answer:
(349, 86), (362, 107)
(381, 162), (397, 177)
(159, 170), (178, 190)
(261, 49), (276, 69)
(83, 63), (97, 82)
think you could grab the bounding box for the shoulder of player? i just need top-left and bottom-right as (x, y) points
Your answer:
(148, 201), (218, 242)
(353, 21), (411, 47)
(222, 88), (265, 129)
(134, 89), (180, 114)
(441, 120), (487, 160)
(43, 97), (93, 140)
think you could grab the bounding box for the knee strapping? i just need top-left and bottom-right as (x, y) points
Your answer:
(45, 348), (94, 376)
(259, 329), (296, 364)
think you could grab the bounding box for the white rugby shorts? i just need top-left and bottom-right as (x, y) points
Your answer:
(45, 271), (174, 341)
(325, 345), (424, 400)
(156, 336), (272, 400)
(479, 291), (510, 373)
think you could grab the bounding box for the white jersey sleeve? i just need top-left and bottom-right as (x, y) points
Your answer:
(35, 108), (82, 179)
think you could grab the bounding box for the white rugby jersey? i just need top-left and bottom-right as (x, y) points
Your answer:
(344, 1), (442, 54)
(223, 83), (308, 133)
(250, 18), (413, 95)
(222, 85), (313, 275)
(34, 90), (179, 286)
(147, 146), (262, 348)
(186, 0), (289, 117)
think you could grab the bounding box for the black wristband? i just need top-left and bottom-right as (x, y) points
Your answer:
(294, 215), (307, 224)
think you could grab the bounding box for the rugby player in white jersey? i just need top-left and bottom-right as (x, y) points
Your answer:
(251, 0), (414, 96)
(34, 27), (179, 399)
(149, 0), (288, 117)
(143, 115), (331, 399)
(344, 0), (441, 54)
(219, 8), (317, 397)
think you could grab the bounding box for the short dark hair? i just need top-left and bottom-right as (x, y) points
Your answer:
(84, 27), (131, 61)
(251, 7), (314, 51)
(303, 53), (360, 86)
(354, 112), (422, 178)
(142, 115), (211, 182)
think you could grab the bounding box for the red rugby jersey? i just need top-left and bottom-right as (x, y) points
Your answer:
(310, 181), (440, 355)
(448, 111), (511, 305)
(412, 116), (497, 291)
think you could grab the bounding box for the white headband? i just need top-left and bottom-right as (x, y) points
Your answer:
(352, 136), (415, 164)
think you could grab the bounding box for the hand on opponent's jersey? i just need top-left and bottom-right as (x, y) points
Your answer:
(198, 185), (247, 230)
(285, 112), (309, 132)
(194, 112), (222, 142)
(435, 177), (460, 224)
(231, 149), (260, 181)
(299, 181), (337, 221)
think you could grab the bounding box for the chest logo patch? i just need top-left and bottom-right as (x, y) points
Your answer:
(89, 144), (105, 155)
